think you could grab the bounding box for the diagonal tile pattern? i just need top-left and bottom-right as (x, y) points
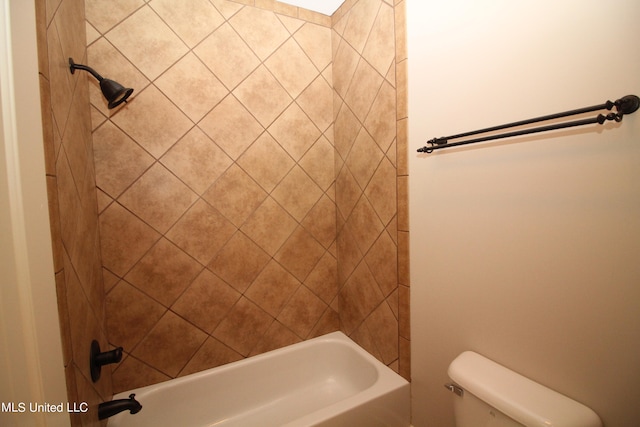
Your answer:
(89, 0), (339, 392)
(85, 0), (408, 393)
(333, 0), (406, 374)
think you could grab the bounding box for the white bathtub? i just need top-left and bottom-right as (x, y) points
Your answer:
(107, 332), (410, 427)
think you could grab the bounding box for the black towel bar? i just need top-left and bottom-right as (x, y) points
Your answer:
(417, 94), (639, 153)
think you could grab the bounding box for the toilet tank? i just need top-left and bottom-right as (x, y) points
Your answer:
(447, 351), (602, 427)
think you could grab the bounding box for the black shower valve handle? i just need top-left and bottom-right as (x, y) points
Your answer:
(95, 346), (123, 367)
(90, 340), (123, 382)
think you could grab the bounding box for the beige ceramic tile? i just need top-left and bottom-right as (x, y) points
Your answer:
(92, 121), (154, 198)
(347, 196), (384, 254)
(364, 301), (398, 364)
(362, 2), (395, 77)
(271, 166), (323, 221)
(155, 53), (228, 122)
(106, 281), (166, 351)
(303, 252), (338, 304)
(385, 59), (396, 88)
(198, 95), (264, 160)
(133, 311), (207, 377)
(53, 153), (77, 259)
(274, 226), (326, 281)
(335, 224), (362, 285)
(276, 13), (305, 34)
(44, 0), (62, 27)
(335, 166), (361, 220)
(105, 6), (188, 80)
(85, 0), (144, 34)
(395, 0), (407, 62)
(398, 284), (410, 339)
(268, 103), (320, 161)
(345, 128), (384, 190)
(46, 178), (63, 272)
(150, 0), (224, 47)
(102, 268), (119, 293)
(249, 321), (302, 356)
(53, 0), (87, 67)
(396, 59), (408, 120)
(209, 0), (244, 19)
(111, 85), (193, 159)
(293, 22), (332, 71)
(179, 337), (243, 376)
(166, 199), (236, 265)
(399, 336), (410, 381)
(245, 261), (300, 317)
(118, 163), (198, 233)
(161, 127), (233, 195)
(344, 59), (384, 122)
(297, 7), (331, 27)
(202, 164), (268, 227)
(309, 307), (340, 338)
(233, 66), (292, 127)
(397, 174), (409, 231)
(341, 0), (380, 54)
(171, 269), (241, 333)
(397, 230), (409, 286)
(299, 136), (335, 191)
(124, 238), (202, 307)
(364, 231), (397, 297)
(364, 157), (397, 225)
(265, 38), (318, 99)
(237, 133), (295, 193)
(331, 38), (359, 99)
(240, 197), (297, 256)
(112, 354), (170, 394)
(297, 76), (334, 133)
(212, 297), (274, 356)
(333, 102), (360, 160)
(301, 195), (336, 249)
(85, 21), (100, 45)
(194, 23), (260, 90)
(364, 80), (396, 152)
(99, 202), (160, 277)
(396, 118), (408, 176)
(46, 25), (73, 140)
(207, 231), (271, 293)
(339, 261), (384, 334)
(89, 105), (107, 131)
(277, 285), (327, 338)
(228, 6), (289, 61)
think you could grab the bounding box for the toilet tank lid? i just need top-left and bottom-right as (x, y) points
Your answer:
(448, 351), (602, 427)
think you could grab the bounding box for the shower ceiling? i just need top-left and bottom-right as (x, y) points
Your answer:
(277, 0), (345, 16)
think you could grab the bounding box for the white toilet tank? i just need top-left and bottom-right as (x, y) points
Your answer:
(447, 351), (602, 427)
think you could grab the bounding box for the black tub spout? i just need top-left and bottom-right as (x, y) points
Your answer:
(98, 394), (142, 420)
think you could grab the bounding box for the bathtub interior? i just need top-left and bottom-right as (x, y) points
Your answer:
(106, 332), (409, 427)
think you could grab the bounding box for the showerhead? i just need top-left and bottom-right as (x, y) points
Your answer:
(69, 58), (133, 109)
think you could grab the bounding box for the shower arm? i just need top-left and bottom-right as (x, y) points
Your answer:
(417, 94), (640, 153)
(69, 58), (105, 82)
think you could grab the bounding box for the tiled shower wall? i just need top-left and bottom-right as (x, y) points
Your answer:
(84, 0), (408, 393)
(88, 0), (338, 392)
(35, 0), (111, 425)
(332, 0), (409, 379)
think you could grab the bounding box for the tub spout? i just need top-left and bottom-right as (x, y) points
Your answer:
(98, 394), (142, 420)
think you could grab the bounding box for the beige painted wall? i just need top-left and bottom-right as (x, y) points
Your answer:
(0, 0), (69, 426)
(408, 1), (640, 426)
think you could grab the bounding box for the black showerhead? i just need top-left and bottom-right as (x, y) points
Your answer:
(69, 58), (133, 109)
